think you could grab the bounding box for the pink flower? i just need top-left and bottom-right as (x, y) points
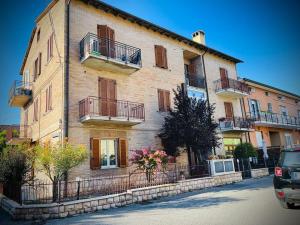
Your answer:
(142, 148), (149, 155)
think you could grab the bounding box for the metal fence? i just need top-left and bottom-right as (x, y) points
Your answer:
(21, 164), (210, 205)
(214, 78), (250, 94)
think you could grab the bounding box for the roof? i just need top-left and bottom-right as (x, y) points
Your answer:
(19, 0), (242, 75)
(243, 78), (300, 100)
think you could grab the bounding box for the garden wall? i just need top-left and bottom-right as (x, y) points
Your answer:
(0, 172), (242, 220)
(250, 168), (269, 178)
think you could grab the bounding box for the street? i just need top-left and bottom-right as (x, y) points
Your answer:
(1, 176), (300, 225)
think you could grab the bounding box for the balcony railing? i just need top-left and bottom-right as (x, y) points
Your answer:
(9, 80), (32, 107)
(185, 74), (205, 89)
(247, 111), (300, 128)
(214, 78), (250, 96)
(79, 96), (145, 124)
(8, 125), (32, 144)
(218, 116), (253, 131)
(79, 33), (142, 71)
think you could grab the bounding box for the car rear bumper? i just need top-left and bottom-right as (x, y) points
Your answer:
(275, 188), (300, 204)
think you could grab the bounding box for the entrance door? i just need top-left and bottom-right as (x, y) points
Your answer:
(101, 139), (118, 168)
(220, 68), (229, 89)
(98, 78), (117, 117)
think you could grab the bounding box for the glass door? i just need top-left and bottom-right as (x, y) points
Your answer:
(101, 139), (118, 168)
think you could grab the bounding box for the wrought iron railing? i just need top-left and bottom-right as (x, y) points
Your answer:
(79, 33), (142, 67)
(218, 116), (253, 130)
(247, 111), (300, 127)
(9, 80), (32, 103)
(79, 96), (145, 121)
(185, 74), (205, 89)
(214, 78), (250, 94)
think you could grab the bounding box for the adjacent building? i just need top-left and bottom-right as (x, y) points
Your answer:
(242, 78), (300, 151)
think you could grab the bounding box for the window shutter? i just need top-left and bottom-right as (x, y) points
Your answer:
(162, 47), (168, 69)
(224, 102), (234, 119)
(165, 91), (170, 111)
(155, 45), (163, 67)
(47, 39), (50, 62)
(90, 138), (100, 169)
(45, 88), (48, 112)
(98, 25), (109, 56)
(38, 52), (42, 75)
(49, 84), (52, 110)
(158, 89), (164, 111)
(118, 139), (128, 168)
(188, 63), (196, 76)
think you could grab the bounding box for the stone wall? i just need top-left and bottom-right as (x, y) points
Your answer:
(1, 172), (242, 220)
(250, 168), (269, 178)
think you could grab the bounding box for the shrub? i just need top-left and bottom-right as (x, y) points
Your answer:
(234, 143), (257, 159)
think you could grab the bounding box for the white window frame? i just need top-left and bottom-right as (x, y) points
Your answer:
(100, 139), (118, 169)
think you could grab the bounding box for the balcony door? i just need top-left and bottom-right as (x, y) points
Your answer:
(97, 25), (115, 58)
(250, 99), (260, 118)
(220, 68), (229, 89)
(98, 77), (117, 117)
(224, 102), (234, 119)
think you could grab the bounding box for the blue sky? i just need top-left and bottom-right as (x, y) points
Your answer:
(0, 0), (300, 124)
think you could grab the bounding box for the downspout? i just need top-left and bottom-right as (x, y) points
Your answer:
(64, 0), (71, 140)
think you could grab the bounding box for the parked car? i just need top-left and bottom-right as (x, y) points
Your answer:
(273, 148), (300, 209)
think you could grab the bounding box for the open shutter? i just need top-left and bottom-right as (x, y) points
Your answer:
(158, 89), (164, 111)
(107, 27), (115, 58)
(98, 25), (108, 56)
(45, 88), (48, 112)
(38, 53), (42, 75)
(165, 91), (170, 111)
(155, 45), (163, 67)
(99, 78), (108, 116)
(90, 138), (100, 169)
(49, 84), (52, 110)
(220, 68), (229, 89)
(108, 79), (117, 117)
(118, 139), (128, 168)
(162, 47), (168, 69)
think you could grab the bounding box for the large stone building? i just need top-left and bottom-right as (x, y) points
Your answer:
(9, 0), (255, 178)
(242, 78), (300, 151)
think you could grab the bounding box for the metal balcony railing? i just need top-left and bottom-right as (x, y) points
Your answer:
(219, 116), (253, 130)
(247, 111), (300, 127)
(214, 78), (250, 94)
(79, 33), (142, 67)
(185, 74), (205, 89)
(79, 96), (145, 121)
(9, 80), (32, 103)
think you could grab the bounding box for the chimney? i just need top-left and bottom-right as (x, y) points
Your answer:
(192, 30), (205, 45)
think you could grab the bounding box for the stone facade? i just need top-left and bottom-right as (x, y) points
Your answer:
(0, 172), (242, 220)
(250, 168), (269, 178)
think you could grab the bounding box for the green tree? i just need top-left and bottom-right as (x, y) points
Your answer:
(159, 85), (220, 166)
(234, 143), (257, 159)
(0, 130), (7, 153)
(0, 144), (35, 203)
(35, 142), (88, 201)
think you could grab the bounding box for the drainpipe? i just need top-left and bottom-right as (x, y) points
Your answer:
(64, 0), (71, 140)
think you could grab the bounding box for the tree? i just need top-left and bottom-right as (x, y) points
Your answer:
(234, 143), (257, 159)
(0, 144), (35, 203)
(35, 142), (88, 201)
(159, 85), (220, 166)
(0, 130), (7, 153)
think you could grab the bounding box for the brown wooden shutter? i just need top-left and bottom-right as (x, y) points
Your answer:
(107, 27), (115, 58)
(47, 39), (50, 61)
(165, 91), (170, 111)
(49, 84), (52, 110)
(99, 78), (108, 116)
(162, 47), (168, 69)
(155, 45), (163, 67)
(38, 53), (42, 75)
(158, 89), (164, 111)
(108, 79), (117, 117)
(45, 88), (48, 112)
(188, 62), (196, 76)
(97, 25), (115, 57)
(90, 138), (100, 169)
(220, 68), (229, 89)
(118, 139), (128, 168)
(224, 102), (234, 119)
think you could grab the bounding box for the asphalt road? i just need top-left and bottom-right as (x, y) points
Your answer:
(1, 176), (300, 225)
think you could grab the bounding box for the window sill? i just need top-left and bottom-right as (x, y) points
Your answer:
(153, 65), (170, 71)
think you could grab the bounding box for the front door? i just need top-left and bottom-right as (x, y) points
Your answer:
(101, 139), (118, 168)
(98, 78), (117, 117)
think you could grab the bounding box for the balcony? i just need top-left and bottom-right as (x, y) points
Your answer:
(7, 125), (32, 145)
(79, 33), (142, 74)
(247, 112), (300, 130)
(214, 78), (250, 98)
(185, 75), (205, 89)
(79, 96), (145, 125)
(218, 117), (253, 132)
(9, 81), (32, 107)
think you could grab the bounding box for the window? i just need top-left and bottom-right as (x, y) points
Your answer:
(100, 139), (117, 168)
(33, 53), (42, 81)
(187, 88), (206, 101)
(45, 84), (52, 112)
(158, 89), (170, 112)
(37, 29), (41, 42)
(154, 45), (168, 69)
(278, 95), (285, 101)
(47, 33), (54, 62)
(33, 99), (39, 122)
(265, 91), (269, 96)
(284, 133), (293, 148)
(280, 105), (288, 116)
(250, 87), (256, 93)
(223, 138), (241, 152)
(267, 103), (273, 112)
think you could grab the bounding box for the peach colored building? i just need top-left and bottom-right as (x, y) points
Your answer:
(242, 78), (300, 150)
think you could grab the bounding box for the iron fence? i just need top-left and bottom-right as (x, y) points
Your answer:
(185, 75), (206, 89)
(218, 116), (253, 130)
(9, 80), (32, 103)
(20, 164), (209, 205)
(214, 78), (250, 94)
(79, 33), (142, 67)
(79, 96), (145, 120)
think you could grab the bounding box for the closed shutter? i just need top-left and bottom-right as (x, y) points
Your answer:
(155, 45), (163, 67)
(98, 78), (117, 117)
(165, 91), (170, 111)
(118, 139), (128, 168)
(49, 84), (52, 110)
(45, 88), (48, 112)
(97, 25), (115, 57)
(38, 52), (42, 75)
(108, 79), (117, 117)
(90, 138), (100, 169)
(99, 78), (108, 116)
(108, 27), (115, 58)
(162, 47), (168, 69)
(220, 68), (229, 89)
(224, 102), (234, 119)
(158, 89), (164, 111)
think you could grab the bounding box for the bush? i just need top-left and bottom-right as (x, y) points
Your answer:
(234, 143), (257, 159)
